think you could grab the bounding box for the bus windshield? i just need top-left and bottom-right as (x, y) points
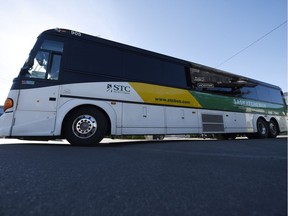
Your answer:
(23, 51), (49, 79)
(20, 39), (63, 80)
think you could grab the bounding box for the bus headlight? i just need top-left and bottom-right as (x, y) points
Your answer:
(4, 98), (14, 112)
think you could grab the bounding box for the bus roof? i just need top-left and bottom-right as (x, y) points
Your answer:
(40, 28), (281, 90)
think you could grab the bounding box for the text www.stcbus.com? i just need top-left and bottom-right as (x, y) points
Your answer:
(155, 98), (191, 104)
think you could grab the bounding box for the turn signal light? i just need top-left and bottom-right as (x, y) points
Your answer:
(4, 98), (13, 112)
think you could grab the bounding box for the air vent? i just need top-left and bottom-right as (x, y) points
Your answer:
(202, 114), (224, 132)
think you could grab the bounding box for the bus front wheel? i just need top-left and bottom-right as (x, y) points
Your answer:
(64, 107), (107, 146)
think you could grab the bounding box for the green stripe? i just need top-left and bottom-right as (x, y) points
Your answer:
(190, 91), (286, 116)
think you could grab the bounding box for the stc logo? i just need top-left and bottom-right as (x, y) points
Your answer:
(107, 84), (131, 94)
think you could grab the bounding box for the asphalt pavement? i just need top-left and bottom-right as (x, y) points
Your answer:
(0, 137), (287, 216)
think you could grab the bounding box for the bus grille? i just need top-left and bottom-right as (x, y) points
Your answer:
(202, 114), (224, 132)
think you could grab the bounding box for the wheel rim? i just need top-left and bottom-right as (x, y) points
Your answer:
(72, 115), (97, 139)
(258, 121), (267, 135)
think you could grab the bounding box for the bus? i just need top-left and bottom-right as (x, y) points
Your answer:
(0, 28), (287, 145)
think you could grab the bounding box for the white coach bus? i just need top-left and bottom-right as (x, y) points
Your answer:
(0, 28), (287, 145)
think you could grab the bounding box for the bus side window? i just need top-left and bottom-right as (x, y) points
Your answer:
(48, 54), (61, 80)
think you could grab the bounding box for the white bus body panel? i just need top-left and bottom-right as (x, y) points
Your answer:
(166, 107), (200, 134)
(11, 86), (59, 136)
(0, 113), (14, 136)
(223, 112), (253, 133)
(277, 115), (288, 132)
(12, 111), (57, 136)
(122, 103), (165, 134)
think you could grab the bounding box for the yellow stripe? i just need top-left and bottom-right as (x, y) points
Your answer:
(130, 82), (202, 108)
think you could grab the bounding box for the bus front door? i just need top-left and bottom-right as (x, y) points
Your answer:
(11, 84), (60, 137)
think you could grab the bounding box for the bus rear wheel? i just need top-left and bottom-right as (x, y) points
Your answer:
(256, 118), (268, 139)
(64, 107), (107, 146)
(268, 120), (279, 138)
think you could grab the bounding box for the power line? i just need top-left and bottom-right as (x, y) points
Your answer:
(216, 20), (287, 68)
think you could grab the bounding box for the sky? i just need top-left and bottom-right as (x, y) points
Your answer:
(0, 0), (287, 104)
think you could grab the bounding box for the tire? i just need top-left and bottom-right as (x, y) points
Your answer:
(256, 118), (268, 139)
(268, 120), (279, 138)
(63, 107), (108, 146)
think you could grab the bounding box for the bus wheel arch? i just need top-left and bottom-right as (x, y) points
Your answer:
(268, 118), (279, 138)
(62, 105), (111, 146)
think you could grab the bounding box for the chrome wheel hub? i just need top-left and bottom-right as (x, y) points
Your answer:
(72, 115), (97, 138)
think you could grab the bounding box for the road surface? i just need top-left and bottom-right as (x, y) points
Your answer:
(0, 137), (287, 216)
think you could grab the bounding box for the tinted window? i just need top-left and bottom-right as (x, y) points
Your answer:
(41, 40), (64, 52)
(66, 41), (123, 78)
(162, 61), (187, 88)
(123, 52), (162, 82)
(256, 86), (283, 104)
(256, 86), (270, 102)
(240, 86), (258, 100)
(123, 51), (186, 88)
(269, 88), (284, 104)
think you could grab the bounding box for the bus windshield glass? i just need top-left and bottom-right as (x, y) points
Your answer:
(26, 51), (49, 79)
